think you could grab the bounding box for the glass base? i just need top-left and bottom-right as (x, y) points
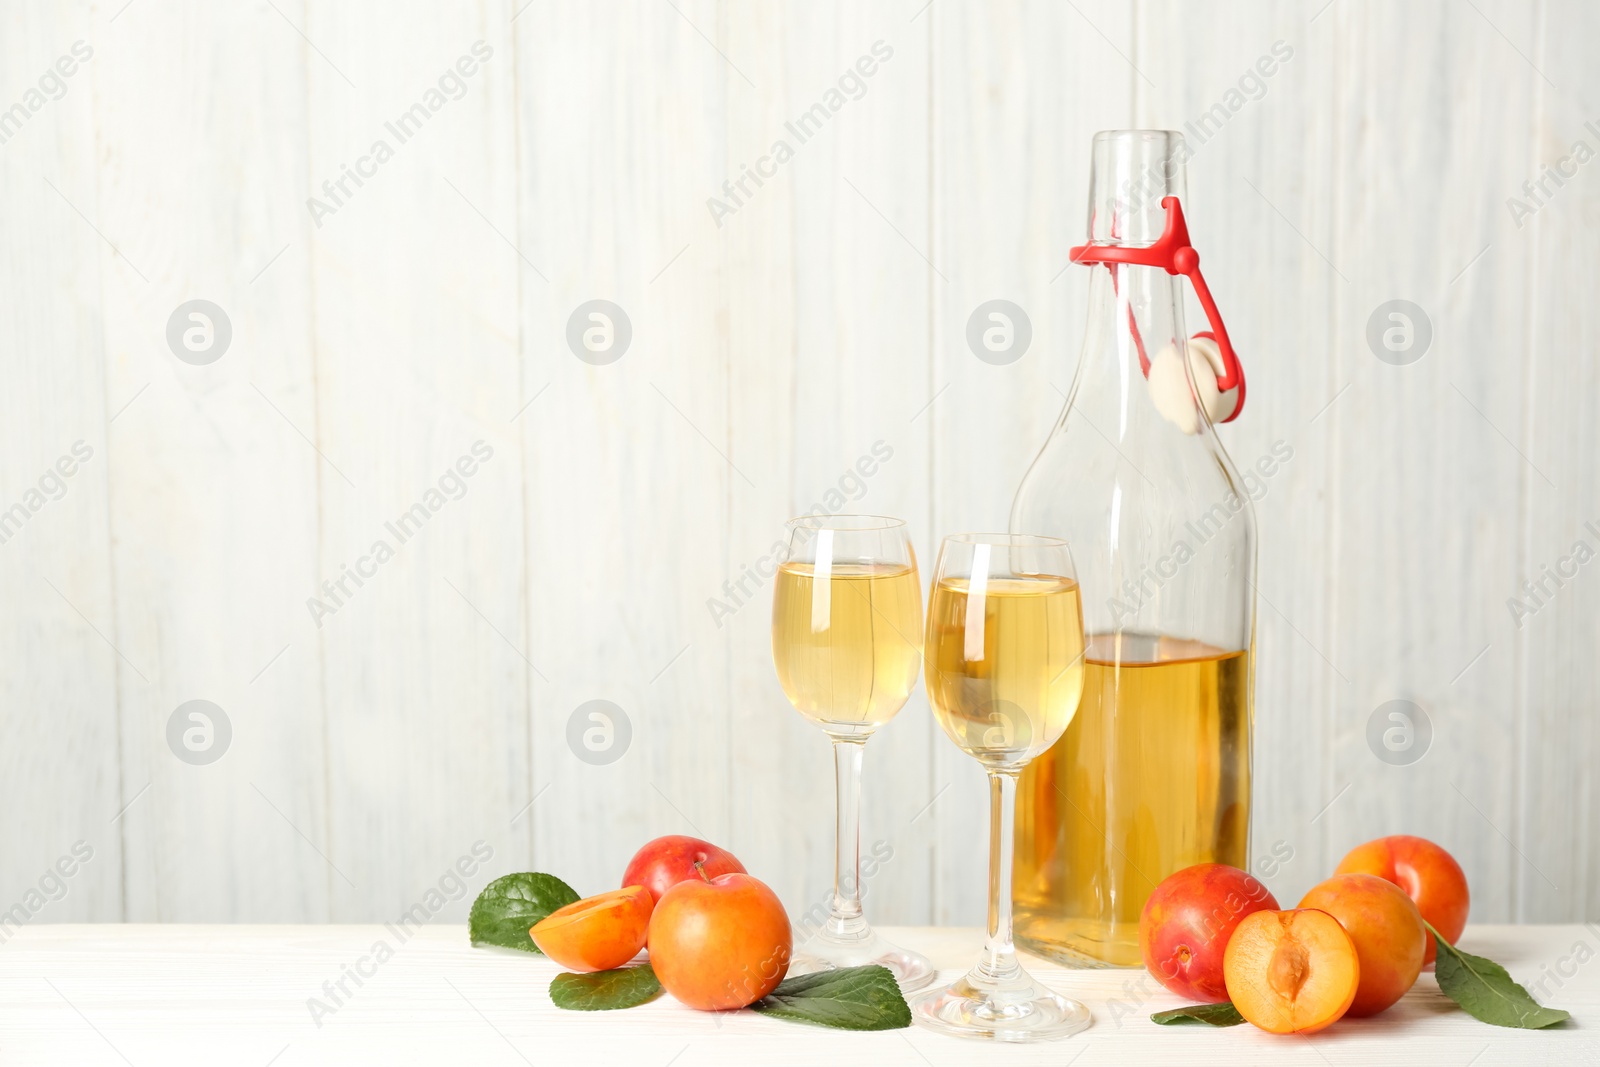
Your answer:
(913, 967), (1091, 1042)
(790, 927), (938, 995)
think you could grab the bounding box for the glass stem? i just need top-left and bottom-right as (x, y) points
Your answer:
(978, 768), (1023, 981)
(828, 737), (868, 940)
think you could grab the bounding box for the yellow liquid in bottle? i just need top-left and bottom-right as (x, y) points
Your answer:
(925, 576), (1084, 767)
(772, 561), (922, 736)
(1014, 634), (1252, 967)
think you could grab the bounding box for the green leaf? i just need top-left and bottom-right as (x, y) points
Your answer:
(551, 963), (662, 1011)
(750, 965), (911, 1030)
(468, 872), (580, 953)
(1150, 1001), (1246, 1026)
(1427, 920), (1571, 1029)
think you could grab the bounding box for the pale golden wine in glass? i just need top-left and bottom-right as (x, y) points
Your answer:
(772, 561), (922, 736)
(914, 534), (1091, 1043)
(771, 515), (935, 993)
(925, 575), (1084, 766)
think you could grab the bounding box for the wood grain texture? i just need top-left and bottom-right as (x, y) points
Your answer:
(0, 0), (1595, 927)
(1323, 0), (1538, 922)
(1519, 0), (1600, 922)
(0, 1), (122, 923)
(305, 0), (531, 921)
(0, 924), (1592, 1065)
(516, 0), (735, 908)
(88, 0), (331, 921)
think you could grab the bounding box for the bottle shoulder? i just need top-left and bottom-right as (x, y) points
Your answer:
(1014, 423), (1257, 535)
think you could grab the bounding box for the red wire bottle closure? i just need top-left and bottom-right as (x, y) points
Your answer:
(1069, 196), (1245, 422)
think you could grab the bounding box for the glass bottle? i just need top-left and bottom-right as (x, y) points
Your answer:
(1010, 130), (1257, 968)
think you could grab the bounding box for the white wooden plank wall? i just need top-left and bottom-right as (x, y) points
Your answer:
(0, 0), (1594, 928)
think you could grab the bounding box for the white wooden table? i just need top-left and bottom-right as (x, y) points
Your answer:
(0, 925), (1593, 1065)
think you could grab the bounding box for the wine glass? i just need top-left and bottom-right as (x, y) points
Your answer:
(915, 533), (1091, 1041)
(771, 514), (935, 994)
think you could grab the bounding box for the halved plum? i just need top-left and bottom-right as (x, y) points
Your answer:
(530, 885), (652, 971)
(1224, 908), (1359, 1035)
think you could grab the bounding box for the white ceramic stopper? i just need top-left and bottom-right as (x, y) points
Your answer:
(1147, 335), (1239, 434)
